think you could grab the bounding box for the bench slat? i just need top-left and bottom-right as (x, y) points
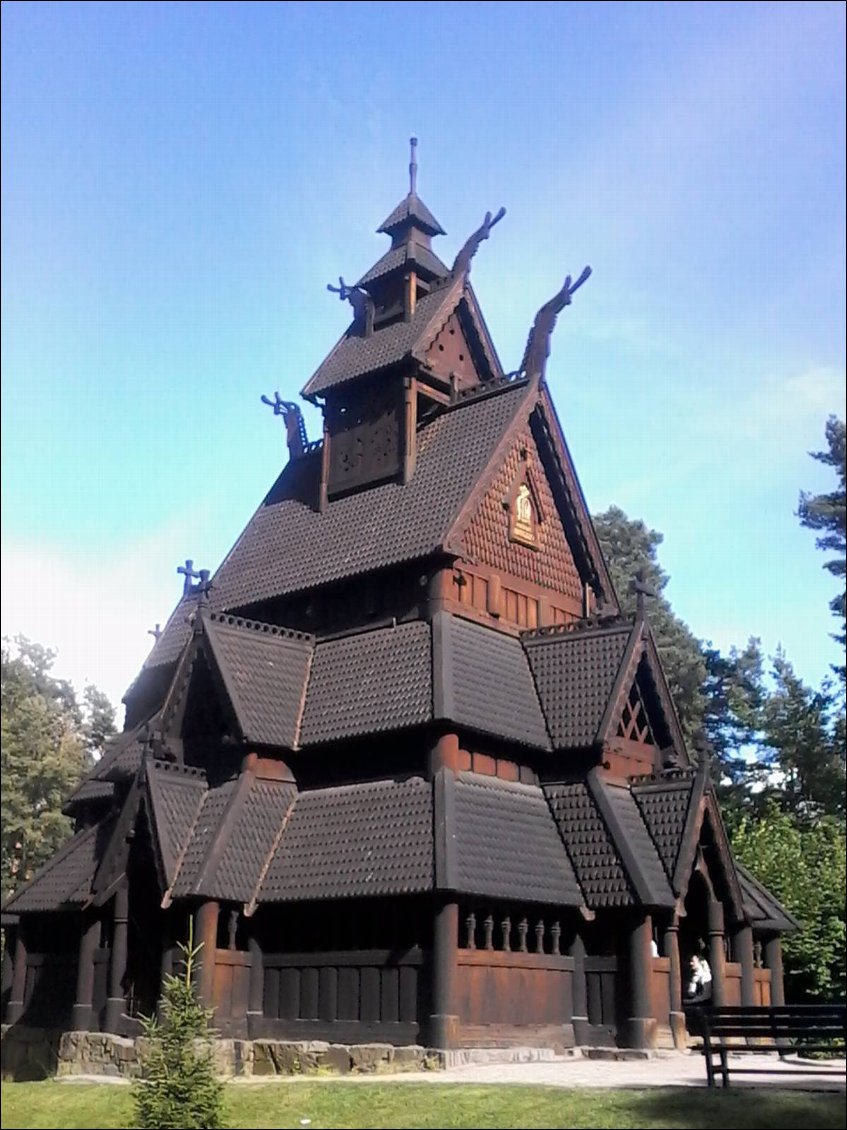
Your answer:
(692, 1003), (846, 1088)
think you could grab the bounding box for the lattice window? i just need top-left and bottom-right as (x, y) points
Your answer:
(617, 682), (655, 744)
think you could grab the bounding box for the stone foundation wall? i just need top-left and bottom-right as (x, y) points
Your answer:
(1, 1026), (435, 1081)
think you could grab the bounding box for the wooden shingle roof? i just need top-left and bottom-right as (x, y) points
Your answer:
(377, 193), (445, 237)
(453, 774), (582, 906)
(435, 614), (551, 750)
(302, 272), (500, 399)
(736, 863), (799, 933)
(142, 379), (530, 672)
(258, 777), (434, 903)
(631, 772), (698, 884)
(356, 241), (448, 288)
(3, 818), (115, 914)
(524, 621), (632, 749)
(203, 615), (313, 749)
(544, 773), (674, 910)
(299, 620), (432, 746)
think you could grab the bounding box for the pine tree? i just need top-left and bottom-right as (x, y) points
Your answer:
(0, 636), (111, 899)
(761, 651), (845, 819)
(133, 926), (226, 1130)
(798, 415), (846, 679)
(593, 506), (707, 742)
(701, 638), (769, 816)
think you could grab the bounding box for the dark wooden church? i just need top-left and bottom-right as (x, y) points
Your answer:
(2, 142), (795, 1053)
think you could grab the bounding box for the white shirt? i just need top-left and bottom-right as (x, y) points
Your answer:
(687, 959), (712, 998)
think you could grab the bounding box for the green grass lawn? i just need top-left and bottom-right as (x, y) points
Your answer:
(0, 1082), (844, 1130)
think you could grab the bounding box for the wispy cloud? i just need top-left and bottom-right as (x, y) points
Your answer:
(0, 524), (193, 714)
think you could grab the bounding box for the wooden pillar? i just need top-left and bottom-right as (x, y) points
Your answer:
(764, 935), (785, 1006)
(428, 732), (461, 777)
(318, 416), (330, 513)
(663, 919), (686, 1049)
(104, 884), (129, 1033)
(195, 901), (219, 1010)
(71, 914), (101, 1031)
(624, 912), (656, 1048)
(5, 927), (26, 1025)
(402, 377), (417, 484)
(733, 925), (756, 1007)
(404, 270), (417, 320)
(157, 921), (176, 1022)
(568, 930), (589, 1046)
(1, 931), (13, 1021)
(247, 934), (264, 1038)
(426, 568), (452, 618)
(429, 899), (458, 1048)
(708, 901), (726, 1006)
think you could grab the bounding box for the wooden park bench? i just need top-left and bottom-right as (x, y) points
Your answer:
(690, 1003), (846, 1088)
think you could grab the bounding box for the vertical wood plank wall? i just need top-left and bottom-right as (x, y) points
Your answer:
(455, 950), (575, 1046)
(255, 948), (423, 1044)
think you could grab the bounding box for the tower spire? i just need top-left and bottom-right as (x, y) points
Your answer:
(409, 136), (418, 197)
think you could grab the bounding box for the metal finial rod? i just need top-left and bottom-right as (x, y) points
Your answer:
(409, 136), (418, 196)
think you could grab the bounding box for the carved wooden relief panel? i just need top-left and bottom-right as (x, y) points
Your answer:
(327, 380), (402, 497)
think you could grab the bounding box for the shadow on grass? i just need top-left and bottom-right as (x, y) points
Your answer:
(623, 1087), (846, 1130)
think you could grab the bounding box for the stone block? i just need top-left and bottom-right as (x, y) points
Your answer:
(319, 1045), (351, 1073)
(349, 1043), (393, 1073)
(392, 1046), (425, 1071)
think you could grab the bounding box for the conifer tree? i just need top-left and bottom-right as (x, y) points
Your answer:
(133, 925), (226, 1130)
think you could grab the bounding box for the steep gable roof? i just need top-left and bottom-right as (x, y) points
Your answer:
(524, 620), (632, 749)
(544, 770), (674, 909)
(3, 817), (115, 914)
(142, 380), (531, 672)
(523, 616), (689, 756)
(167, 771), (298, 904)
(592, 774), (674, 907)
(630, 765), (745, 920)
(202, 614), (313, 749)
(144, 759), (208, 890)
(377, 194), (445, 236)
(631, 771), (698, 884)
(169, 777), (241, 899)
(62, 777), (116, 816)
(302, 275), (501, 399)
(89, 724), (148, 783)
(356, 241), (448, 288)
(544, 780), (633, 907)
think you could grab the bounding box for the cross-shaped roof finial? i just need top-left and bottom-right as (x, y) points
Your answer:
(631, 568), (658, 618)
(147, 623), (162, 642)
(409, 136), (418, 196)
(177, 559), (212, 598)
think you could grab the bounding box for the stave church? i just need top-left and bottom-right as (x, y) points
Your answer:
(2, 141), (795, 1058)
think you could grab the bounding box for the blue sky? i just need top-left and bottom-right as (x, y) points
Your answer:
(2, 1), (845, 713)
